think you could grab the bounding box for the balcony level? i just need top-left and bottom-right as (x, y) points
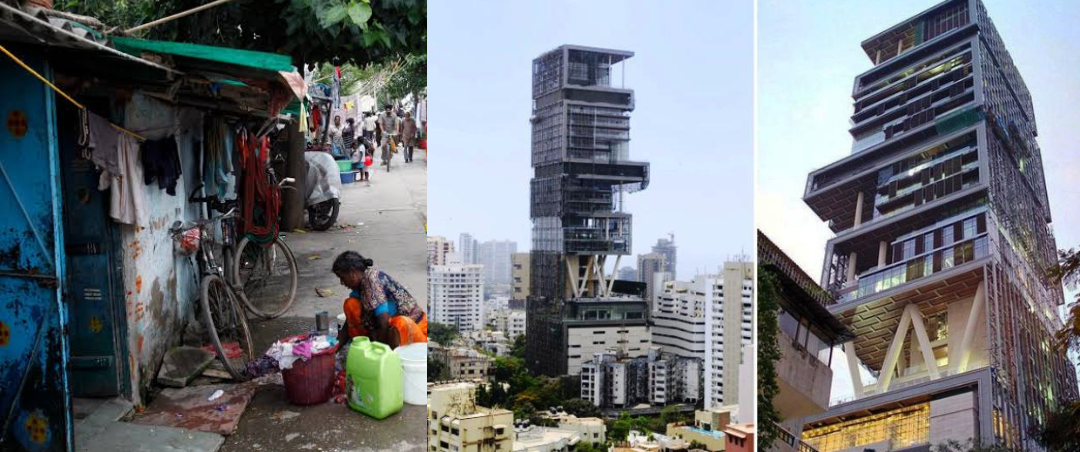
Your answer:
(805, 125), (982, 234)
(822, 198), (990, 306)
(850, 45), (975, 147)
(858, 0), (973, 69)
(853, 39), (973, 115)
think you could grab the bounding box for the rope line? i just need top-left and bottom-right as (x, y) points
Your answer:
(0, 43), (146, 141)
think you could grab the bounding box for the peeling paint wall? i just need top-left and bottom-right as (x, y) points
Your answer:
(118, 93), (207, 404)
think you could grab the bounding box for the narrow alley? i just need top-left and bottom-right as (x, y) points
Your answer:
(219, 152), (428, 452)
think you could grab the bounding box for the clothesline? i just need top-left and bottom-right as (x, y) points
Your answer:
(0, 43), (146, 141)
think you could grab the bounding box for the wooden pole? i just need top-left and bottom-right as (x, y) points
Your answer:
(126, 0), (237, 34)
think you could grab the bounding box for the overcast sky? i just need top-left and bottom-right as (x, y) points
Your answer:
(427, 0), (754, 278)
(758, 0), (1080, 403)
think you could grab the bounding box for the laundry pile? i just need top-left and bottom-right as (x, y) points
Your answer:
(245, 333), (337, 378)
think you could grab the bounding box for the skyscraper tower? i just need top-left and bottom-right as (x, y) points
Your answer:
(652, 233), (677, 280)
(799, 1), (1078, 450)
(526, 45), (651, 376)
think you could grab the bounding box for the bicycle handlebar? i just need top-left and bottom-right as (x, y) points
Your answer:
(169, 207), (237, 235)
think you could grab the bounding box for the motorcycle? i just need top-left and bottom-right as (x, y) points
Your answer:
(303, 149), (343, 231)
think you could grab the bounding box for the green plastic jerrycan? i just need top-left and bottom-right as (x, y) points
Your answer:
(345, 337), (403, 419)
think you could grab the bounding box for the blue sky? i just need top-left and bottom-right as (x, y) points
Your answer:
(757, 0), (1080, 403)
(427, 0), (754, 278)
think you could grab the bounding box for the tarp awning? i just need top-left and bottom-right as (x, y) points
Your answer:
(111, 37), (295, 73)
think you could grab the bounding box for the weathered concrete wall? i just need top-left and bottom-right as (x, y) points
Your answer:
(775, 331), (832, 419)
(929, 391), (976, 448)
(118, 93), (207, 404)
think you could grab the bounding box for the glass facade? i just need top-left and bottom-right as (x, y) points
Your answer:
(803, 404), (930, 452)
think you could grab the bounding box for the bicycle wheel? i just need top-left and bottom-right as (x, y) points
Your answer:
(201, 274), (253, 380)
(233, 235), (298, 319)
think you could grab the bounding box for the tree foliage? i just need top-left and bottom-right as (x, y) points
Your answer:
(58, 0), (425, 66)
(1033, 399), (1080, 452)
(757, 264), (783, 450)
(572, 442), (605, 452)
(561, 398), (600, 418)
(607, 411), (666, 443)
(428, 357), (449, 382)
(932, 439), (1021, 452)
(609, 412), (633, 442)
(382, 52), (426, 102)
(428, 322), (459, 346)
(1050, 248), (1080, 356)
(511, 334), (526, 359)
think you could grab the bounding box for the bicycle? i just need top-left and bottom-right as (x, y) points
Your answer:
(381, 132), (397, 173)
(171, 190), (254, 380)
(231, 145), (300, 320)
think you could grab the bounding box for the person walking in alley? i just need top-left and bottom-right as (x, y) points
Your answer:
(377, 105), (398, 166)
(362, 111), (377, 143)
(329, 114), (345, 157)
(342, 117), (357, 154)
(400, 111), (418, 163)
(333, 251), (427, 348)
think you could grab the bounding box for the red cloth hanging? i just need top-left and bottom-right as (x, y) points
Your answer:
(238, 131), (280, 240)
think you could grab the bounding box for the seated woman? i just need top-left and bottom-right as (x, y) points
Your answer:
(333, 251), (427, 348)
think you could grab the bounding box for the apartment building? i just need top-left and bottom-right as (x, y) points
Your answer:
(580, 348), (700, 409)
(488, 308), (528, 340)
(479, 240), (518, 287)
(429, 257), (485, 332)
(431, 345), (493, 380)
(759, 232), (854, 452)
(460, 233), (479, 265)
(799, 2), (1078, 451)
(512, 252), (531, 301)
(428, 235), (455, 268)
(429, 383), (515, 452)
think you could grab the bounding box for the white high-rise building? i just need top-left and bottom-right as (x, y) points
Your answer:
(458, 233), (478, 265)
(714, 261), (753, 410)
(478, 240), (516, 287)
(429, 255), (485, 332)
(427, 236), (454, 268)
(652, 262), (753, 410)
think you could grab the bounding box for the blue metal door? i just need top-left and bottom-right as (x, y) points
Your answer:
(57, 101), (126, 398)
(0, 52), (73, 451)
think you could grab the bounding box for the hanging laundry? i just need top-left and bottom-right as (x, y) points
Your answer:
(331, 73), (341, 109)
(311, 106), (322, 136)
(204, 119), (234, 199)
(299, 102), (308, 135)
(80, 110), (122, 178)
(141, 136), (183, 196)
(102, 134), (148, 226)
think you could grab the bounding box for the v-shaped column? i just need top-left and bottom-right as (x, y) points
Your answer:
(952, 280), (985, 373)
(878, 303), (940, 393)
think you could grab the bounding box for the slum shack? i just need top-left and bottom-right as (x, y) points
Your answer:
(0, 2), (306, 450)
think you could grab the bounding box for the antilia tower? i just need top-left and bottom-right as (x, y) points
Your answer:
(525, 45), (651, 376)
(799, 1), (1077, 451)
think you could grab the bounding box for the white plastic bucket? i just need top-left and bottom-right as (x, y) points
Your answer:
(395, 343), (427, 406)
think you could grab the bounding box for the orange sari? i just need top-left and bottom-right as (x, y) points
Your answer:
(343, 297), (427, 345)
